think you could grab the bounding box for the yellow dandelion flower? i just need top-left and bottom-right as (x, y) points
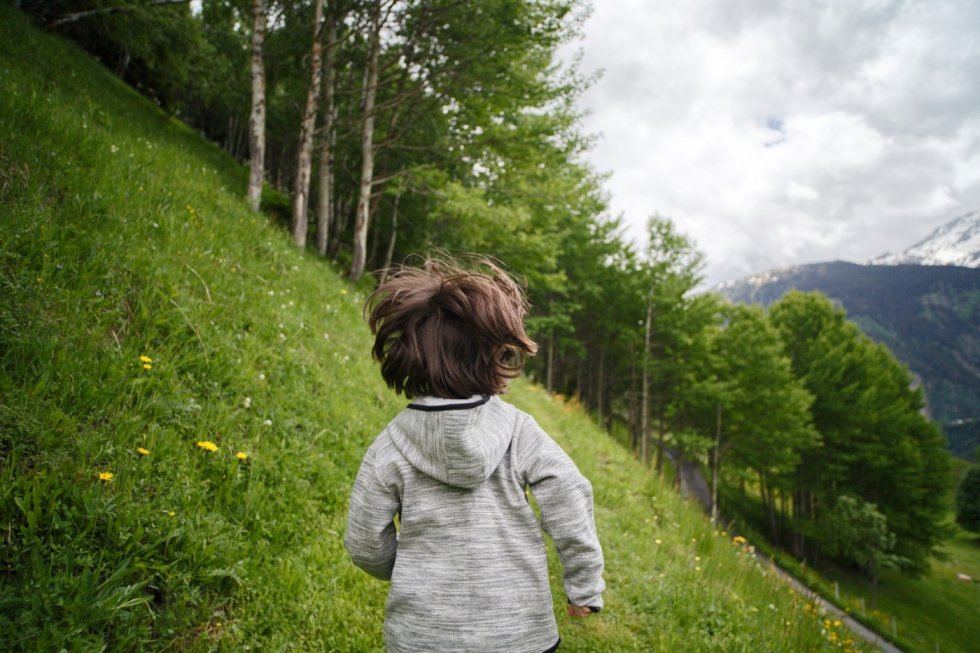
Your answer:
(142, 362), (152, 370)
(196, 440), (218, 452)
(137, 447), (150, 456)
(340, 288), (348, 295)
(654, 538), (662, 545)
(98, 471), (114, 481)
(168, 511), (176, 517)
(733, 535), (747, 545)
(236, 451), (248, 461)
(139, 355), (153, 363)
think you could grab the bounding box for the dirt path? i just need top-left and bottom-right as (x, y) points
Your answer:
(669, 451), (904, 653)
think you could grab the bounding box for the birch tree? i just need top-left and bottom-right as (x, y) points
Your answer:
(247, 0), (267, 212)
(291, 0), (325, 249)
(315, 5), (341, 256)
(349, 0), (381, 280)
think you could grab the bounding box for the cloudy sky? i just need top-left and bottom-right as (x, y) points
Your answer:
(561, 0), (980, 286)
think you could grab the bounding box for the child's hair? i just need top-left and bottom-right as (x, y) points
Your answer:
(365, 257), (538, 399)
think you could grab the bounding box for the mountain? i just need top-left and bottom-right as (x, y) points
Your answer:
(718, 261), (980, 460)
(870, 210), (980, 268)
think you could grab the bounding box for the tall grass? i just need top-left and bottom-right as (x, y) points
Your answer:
(1, 6), (871, 650)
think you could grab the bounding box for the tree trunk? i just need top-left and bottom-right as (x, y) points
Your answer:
(315, 11), (339, 256)
(380, 193), (400, 283)
(349, 1), (382, 281)
(641, 298), (652, 467)
(711, 403), (721, 524)
(291, 0), (325, 249)
(247, 0), (266, 212)
(546, 329), (555, 393)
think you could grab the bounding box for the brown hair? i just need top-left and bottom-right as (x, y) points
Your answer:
(366, 257), (538, 399)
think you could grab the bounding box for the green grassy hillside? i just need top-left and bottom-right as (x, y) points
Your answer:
(0, 7), (871, 651)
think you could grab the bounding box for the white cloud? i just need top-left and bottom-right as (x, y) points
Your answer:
(563, 0), (980, 284)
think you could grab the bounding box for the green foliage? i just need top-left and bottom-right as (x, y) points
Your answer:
(820, 497), (903, 597)
(955, 467), (980, 533)
(767, 292), (951, 576)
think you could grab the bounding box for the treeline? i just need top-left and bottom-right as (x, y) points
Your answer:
(25, 0), (949, 582)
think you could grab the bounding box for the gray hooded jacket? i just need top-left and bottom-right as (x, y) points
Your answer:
(344, 395), (605, 653)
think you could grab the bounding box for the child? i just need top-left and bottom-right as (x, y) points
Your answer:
(344, 258), (605, 653)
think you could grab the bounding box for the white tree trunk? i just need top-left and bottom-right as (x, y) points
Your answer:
(247, 0), (267, 213)
(291, 0), (325, 249)
(349, 1), (381, 281)
(315, 13), (338, 257)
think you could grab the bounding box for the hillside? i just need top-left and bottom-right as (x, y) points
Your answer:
(718, 261), (980, 459)
(0, 7), (876, 652)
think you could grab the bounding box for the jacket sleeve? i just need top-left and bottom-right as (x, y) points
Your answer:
(343, 442), (400, 580)
(518, 416), (605, 610)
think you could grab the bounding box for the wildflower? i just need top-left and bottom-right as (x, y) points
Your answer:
(654, 538), (662, 545)
(733, 535), (747, 545)
(263, 419), (272, 426)
(142, 362), (152, 370)
(243, 396), (252, 409)
(98, 471), (114, 481)
(340, 288), (348, 295)
(137, 447), (150, 456)
(140, 355), (153, 363)
(236, 451), (249, 461)
(110, 144), (118, 153)
(196, 440), (218, 452)
(167, 511), (176, 517)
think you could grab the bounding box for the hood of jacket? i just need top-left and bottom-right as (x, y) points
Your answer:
(387, 396), (512, 489)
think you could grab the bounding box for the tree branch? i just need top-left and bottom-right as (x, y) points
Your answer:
(48, 0), (190, 29)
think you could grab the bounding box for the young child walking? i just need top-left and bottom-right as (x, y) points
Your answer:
(344, 258), (605, 653)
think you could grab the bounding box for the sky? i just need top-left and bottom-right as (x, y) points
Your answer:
(560, 0), (980, 286)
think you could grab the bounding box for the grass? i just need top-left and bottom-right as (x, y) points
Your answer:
(1, 6), (874, 651)
(720, 459), (980, 653)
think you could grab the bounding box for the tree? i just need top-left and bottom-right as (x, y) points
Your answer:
(247, 0), (267, 212)
(955, 467), (980, 533)
(821, 496), (904, 607)
(711, 304), (817, 539)
(349, 0), (382, 280)
(769, 291), (950, 573)
(291, 0), (325, 248)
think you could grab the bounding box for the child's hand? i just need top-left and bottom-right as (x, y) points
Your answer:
(567, 604), (593, 618)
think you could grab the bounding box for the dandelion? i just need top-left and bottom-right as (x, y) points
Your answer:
(140, 355), (153, 363)
(263, 419), (272, 426)
(137, 447), (150, 456)
(110, 144), (118, 153)
(258, 373), (266, 381)
(340, 288), (348, 295)
(167, 511), (176, 517)
(243, 396), (252, 409)
(143, 362), (152, 370)
(196, 440), (218, 452)
(732, 535), (747, 545)
(236, 451), (249, 461)
(98, 471), (114, 481)
(654, 538), (662, 545)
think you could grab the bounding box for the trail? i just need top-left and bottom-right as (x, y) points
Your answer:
(669, 451), (904, 653)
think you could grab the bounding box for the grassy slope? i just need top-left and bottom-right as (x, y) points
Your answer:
(0, 8), (870, 651)
(815, 458), (980, 653)
(723, 459), (980, 653)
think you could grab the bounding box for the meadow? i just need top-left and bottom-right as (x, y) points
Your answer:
(1, 5), (874, 650)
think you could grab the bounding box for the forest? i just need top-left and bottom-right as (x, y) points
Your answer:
(4, 1), (969, 649)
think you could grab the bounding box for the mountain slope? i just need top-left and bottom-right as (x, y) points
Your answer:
(0, 7), (867, 652)
(871, 210), (980, 268)
(718, 261), (980, 459)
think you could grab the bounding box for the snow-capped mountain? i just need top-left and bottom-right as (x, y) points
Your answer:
(870, 210), (980, 268)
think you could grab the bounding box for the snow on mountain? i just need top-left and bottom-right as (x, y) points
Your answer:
(870, 210), (980, 268)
